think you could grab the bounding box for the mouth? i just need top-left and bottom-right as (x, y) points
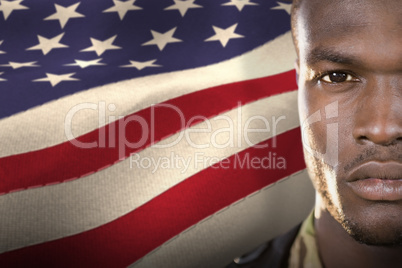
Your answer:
(347, 161), (402, 201)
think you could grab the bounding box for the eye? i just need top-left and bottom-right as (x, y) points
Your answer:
(321, 72), (355, 83)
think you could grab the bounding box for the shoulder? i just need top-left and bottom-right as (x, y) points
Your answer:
(226, 223), (302, 268)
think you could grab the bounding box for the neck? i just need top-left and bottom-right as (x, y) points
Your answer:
(314, 195), (402, 268)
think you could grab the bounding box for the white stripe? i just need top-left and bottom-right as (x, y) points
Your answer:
(130, 170), (315, 268)
(0, 91), (299, 253)
(0, 32), (296, 158)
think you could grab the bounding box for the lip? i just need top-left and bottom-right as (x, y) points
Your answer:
(347, 162), (402, 201)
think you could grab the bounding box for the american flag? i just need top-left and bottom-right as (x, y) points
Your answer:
(0, 0), (314, 267)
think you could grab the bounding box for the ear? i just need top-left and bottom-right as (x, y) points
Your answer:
(294, 59), (300, 86)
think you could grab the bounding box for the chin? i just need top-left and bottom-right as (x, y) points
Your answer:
(328, 187), (402, 247)
(341, 212), (402, 246)
(334, 188), (402, 247)
(305, 151), (402, 247)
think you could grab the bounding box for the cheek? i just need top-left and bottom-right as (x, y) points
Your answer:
(298, 85), (330, 154)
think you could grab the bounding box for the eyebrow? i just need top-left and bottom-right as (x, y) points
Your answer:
(307, 47), (363, 66)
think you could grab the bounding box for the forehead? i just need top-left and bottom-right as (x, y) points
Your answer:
(299, 0), (402, 35)
(296, 0), (402, 68)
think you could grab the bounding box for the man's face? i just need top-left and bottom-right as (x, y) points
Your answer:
(296, 0), (402, 245)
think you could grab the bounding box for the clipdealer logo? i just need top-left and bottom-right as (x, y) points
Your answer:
(63, 101), (288, 160)
(300, 101), (339, 167)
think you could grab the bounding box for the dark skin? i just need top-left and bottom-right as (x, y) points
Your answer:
(294, 0), (402, 267)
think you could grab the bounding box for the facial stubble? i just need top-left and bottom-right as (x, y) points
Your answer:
(307, 152), (402, 246)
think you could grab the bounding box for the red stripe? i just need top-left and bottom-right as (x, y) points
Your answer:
(0, 128), (305, 268)
(0, 70), (297, 194)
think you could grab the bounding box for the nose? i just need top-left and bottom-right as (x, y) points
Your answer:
(352, 79), (402, 146)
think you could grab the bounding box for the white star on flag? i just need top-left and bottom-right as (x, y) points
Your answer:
(221, 0), (258, 12)
(26, 33), (69, 55)
(80, 35), (122, 56)
(0, 72), (6, 81)
(0, 0), (28, 20)
(120, 59), (161, 70)
(33, 73), (79, 87)
(0, 61), (39, 69)
(205, 23), (244, 47)
(142, 27), (182, 51)
(271, 1), (292, 15)
(64, 58), (106, 69)
(164, 0), (202, 17)
(103, 0), (142, 20)
(44, 2), (85, 29)
(0, 40), (5, 54)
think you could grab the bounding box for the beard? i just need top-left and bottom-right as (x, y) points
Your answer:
(305, 151), (402, 247)
(341, 214), (402, 246)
